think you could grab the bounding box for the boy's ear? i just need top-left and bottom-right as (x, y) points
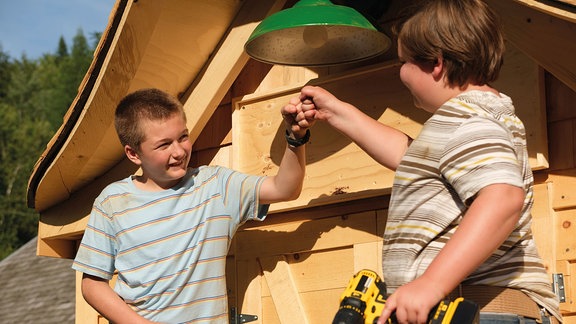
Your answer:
(432, 56), (444, 80)
(125, 145), (142, 166)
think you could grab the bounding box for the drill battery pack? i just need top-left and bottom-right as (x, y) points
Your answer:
(332, 269), (480, 324)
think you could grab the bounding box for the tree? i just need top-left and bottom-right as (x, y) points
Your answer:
(56, 36), (69, 61)
(0, 30), (98, 260)
(0, 47), (12, 99)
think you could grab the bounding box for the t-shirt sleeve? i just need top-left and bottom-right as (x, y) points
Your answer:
(439, 116), (524, 205)
(72, 197), (117, 280)
(217, 167), (269, 223)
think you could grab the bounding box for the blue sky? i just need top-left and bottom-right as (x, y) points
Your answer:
(0, 0), (117, 59)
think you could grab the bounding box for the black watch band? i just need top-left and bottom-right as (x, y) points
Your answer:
(285, 129), (310, 148)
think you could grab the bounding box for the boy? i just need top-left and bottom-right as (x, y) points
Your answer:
(72, 88), (312, 323)
(289, 0), (562, 323)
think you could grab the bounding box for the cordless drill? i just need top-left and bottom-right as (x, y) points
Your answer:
(332, 269), (480, 324)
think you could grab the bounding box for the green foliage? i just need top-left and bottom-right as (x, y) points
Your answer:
(0, 30), (98, 260)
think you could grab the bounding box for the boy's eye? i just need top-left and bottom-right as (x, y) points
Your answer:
(179, 134), (189, 142)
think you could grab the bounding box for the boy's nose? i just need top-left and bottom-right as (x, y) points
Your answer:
(171, 142), (186, 158)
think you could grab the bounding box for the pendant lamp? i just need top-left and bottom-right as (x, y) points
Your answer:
(245, 0), (391, 66)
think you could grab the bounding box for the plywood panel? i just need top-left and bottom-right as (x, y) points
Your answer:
(242, 247), (357, 324)
(556, 260), (576, 313)
(547, 120), (576, 171)
(235, 259), (263, 322)
(233, 62), (425, 212)
(549, 171), (576, 210)
(260, 256), (309, 324)
(556, 209), (576, 261)
(492, 43), (549, 170)
(486, 0), (576, 93)
(285, 249), (356, 293)
(531, 180), (556, 273)
(235, 211), (379, 260)
(234, 43), (549, 212)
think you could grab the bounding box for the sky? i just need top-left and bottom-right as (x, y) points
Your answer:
(0, 0), (117, 59)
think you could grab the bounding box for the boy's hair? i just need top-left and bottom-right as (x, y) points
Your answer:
(114, 88), (187, 150)
(396, 0), (505, 88)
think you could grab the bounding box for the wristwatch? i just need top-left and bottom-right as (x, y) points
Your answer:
(285, 129), (310, 148)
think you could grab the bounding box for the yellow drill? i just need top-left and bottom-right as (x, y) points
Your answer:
(332, 269), (479, 324)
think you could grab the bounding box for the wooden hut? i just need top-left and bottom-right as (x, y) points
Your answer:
(27, 0), (576, 322)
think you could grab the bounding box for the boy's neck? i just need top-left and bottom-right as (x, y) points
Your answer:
(132, 175), (182, 192)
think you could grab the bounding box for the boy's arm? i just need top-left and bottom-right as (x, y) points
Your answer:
(81, 274), (157, 324)
(259, 132), (307, 205)
(260, 138), (306, 204)
(299, 85), (411, 171)
(378, 183), (525, 324)
(258, 100), (310, 204)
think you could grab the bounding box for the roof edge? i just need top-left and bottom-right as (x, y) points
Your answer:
(26, 0), (129, 210)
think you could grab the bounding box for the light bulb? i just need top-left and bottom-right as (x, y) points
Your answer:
(302, 26), (328, 49)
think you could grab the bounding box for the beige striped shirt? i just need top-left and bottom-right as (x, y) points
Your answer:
(382, 90), (560, 319)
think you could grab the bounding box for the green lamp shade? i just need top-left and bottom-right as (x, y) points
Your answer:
(245, 0), (391, 66)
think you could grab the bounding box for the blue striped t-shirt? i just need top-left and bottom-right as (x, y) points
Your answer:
(72, 165), (268, 323)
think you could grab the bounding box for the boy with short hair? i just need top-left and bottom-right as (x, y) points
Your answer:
(289, 0), (562, 323)
(73, 88), (312, 323)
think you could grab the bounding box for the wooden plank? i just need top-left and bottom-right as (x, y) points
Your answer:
(556, 260), (576, 313)
(492, 43), (549, 170)
(261, 297), (282, 323)
(233, 62), (422, 212)
(226, 255), (237, 303)
(283, 248), (355, 292)
(299, 288), (343, 324)
(545, 72), (576, 123)
(530, 181), (556, 273)
(547, 120), (576, 170)
(192, 104), (233, 151)
(33, 0), (157, 212)
(234, 42), (550, 212)
(549, 171), (576, 210)
(552, 0), (576, 8)
(235, 259), (263, 322)
(37, 158), (137, 257)
(259, 256), (309, 324)
(262, 288), (345, 324)
(235, 211), (380, 260)
(182, 0), (288, 146)
(556, 209), (576, 261)
(515, 0), (576, 22)
(485, 0), (576, 93)
(354, 242), (383, 277)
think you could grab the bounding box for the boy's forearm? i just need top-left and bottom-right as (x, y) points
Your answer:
(420, 184), (524, 296)
(82, 275), (154, 324)
(259, 142), (306, 204)
(326, 102), (410, 170)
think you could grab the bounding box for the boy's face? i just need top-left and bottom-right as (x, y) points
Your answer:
(125, 113), (192, 190)
(397, 40), (438, 113)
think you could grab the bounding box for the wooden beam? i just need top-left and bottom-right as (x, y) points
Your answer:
(485, 0), (576, 92)
(182, 0), (287, 144)
(260, 255), (309, 324)
(32, 0), (162, 211)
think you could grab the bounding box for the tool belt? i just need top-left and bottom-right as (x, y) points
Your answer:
(446, 285), (559, 324)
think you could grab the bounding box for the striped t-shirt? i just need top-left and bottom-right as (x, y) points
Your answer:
(382, 90), (560, 319)
(72, 165), (268, 323)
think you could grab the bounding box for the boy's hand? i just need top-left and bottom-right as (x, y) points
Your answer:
(378, 277), (444, 324)
(282, 96), (315, 137)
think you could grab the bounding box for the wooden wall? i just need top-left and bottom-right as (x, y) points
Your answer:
(193, 45), (575, 322)
(537, 71), (576, 319)
(75, 46), (576, 324)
